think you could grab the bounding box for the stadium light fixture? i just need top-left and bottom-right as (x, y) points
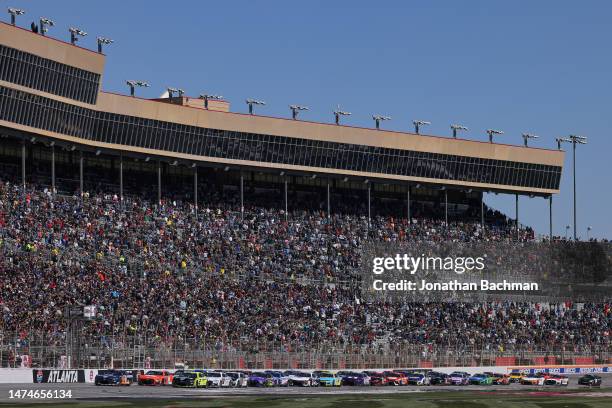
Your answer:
(450, 124), (468, 138)
(69, 27), (87, 45)
(246, 99), (266, 115)
(126, 80), (149, 97)
(486, 129), (504, 143)
(372, 115), (391, 130)
(413, 120), (430, 134)
(39, 17), (54, 36)
(558, 135), (587, 241)
(555, 137), (565, 150)
(334, 105), (351, 125)
(167, 87), (184, 98)
(289, 105), (309, 120)
(587, 226), (592, 240)
(200, 94), (223, 109)
(97, 37), (113, 53)
(522, 133), (539, 147)
(8, 8), (24, 25)
(565, 225), (571, 239)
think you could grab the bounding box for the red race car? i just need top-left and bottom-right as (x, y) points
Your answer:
(364, 371), (388, 386)
(137, 370), (174, 386)
(383, 371), (408, 386)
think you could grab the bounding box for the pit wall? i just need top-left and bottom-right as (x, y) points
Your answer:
(0, 366), (608, 384)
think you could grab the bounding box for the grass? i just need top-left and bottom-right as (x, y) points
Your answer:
(1, 390), (612, 408)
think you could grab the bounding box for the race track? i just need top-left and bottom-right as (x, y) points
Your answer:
(0, 374), (610, 403)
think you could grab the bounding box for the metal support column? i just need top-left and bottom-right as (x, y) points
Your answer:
(193, 166), (198, 213)
(549, 195), (553, 240)
(481, 193), (485, 233)
(21, 141), (26, 188)
(407, 187), (411, 220)
(327, 181), (331, 216)
(119, 155), (123, 204)
(240, 174), (244, 219)
(79, 151), (83, 197)
(515, 194), (519, 240)
(157, 161), (161, 205)
(367, 184), (371, 226)
(284, 179), (288, 221)
(572, 142), (577, 240)
(51, 144), (55, 193)
(444, 189), (448, 225)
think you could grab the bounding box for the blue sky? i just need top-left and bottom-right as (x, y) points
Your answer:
(7, 1), (612, 238)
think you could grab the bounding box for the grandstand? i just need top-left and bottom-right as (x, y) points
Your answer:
(0, 19), (609, 372)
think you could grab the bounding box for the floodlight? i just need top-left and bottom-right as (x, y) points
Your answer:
(167, 87), (184, 98)
(246, 99), (266, 115)
(97, 37), (113, 53)
(486, 129), (504, 143)
(450, 124), (468, 138)
(39, 17), (54, 36)
(200, 94), (223, 109)
(521, 133), (539, 147)
(69, 27), (87, 45)
(333, 105), (351, 125)
(372, 115), (391, 129)
(289, 105), (309, 120)
(126, 80), (150, 96)
(413, 120), (430, 134)
(8, 8), (24, 25)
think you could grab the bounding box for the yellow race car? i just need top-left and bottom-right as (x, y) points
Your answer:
(172, 371), (208, 388)
(509, 370), (523, 383)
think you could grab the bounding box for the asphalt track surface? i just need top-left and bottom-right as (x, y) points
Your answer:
(0, 374), (610, 403)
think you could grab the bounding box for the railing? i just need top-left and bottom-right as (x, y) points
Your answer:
(1, 333), (609, 370)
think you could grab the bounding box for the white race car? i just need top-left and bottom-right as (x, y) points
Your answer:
(544, 374), (569, 386)
(284, 370), (316, 386)
(225, 371), (249, 387)
(203, 371), (232, 387)
(520, 372), (547, 386)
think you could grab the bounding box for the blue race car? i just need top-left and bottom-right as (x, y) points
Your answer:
(248, 372), (274, 387)
(313, 371), (341, 387)
(338, 371), (370, 386)
(94, 370), (133, 386)
(265, 371), (290, 387)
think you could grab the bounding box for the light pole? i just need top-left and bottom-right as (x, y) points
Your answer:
(39, 17), (54, 36)
(69, 27), (87, 45)
(200, 94), (223, 110)
(289, 105), (309, 120)
(522, 133), (539, 147)
(565, 225), (570, 240)
(587, 226), (592, 240)
(126, 80), (149, 97)
(246, 99), (265, 115)
(97, 37), (113, 53)
(334, 105), (351, 125)
(167, 87), (184, 98)
(372, 115), (391, 129)
(486, 129), (504, 143)
(450, 124), (468, 138)
(558, 135), (587, 240)
(413, 120), (430, 134)
(8, 8), (24, 25)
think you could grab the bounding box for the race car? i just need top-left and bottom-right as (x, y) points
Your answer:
(448, 371), (470, 385)
(225, 371), (249, 387)
(265, 371), (290, 387)
(578, 374), (602, 387)
(469, 373), (493, 385)
(427, 371), (450, 385)
(94, 370), (133, 386)
(544, 374), (569, 386)
(382, 371), (408, 386)
(487, 373), (510, 385)
(407, 372), (430, 386)
(203, 371), (232, 387)
(364, 371), (388, 386)
(137, 370), (173, 386)
(284, 370), (317, 386)
(508, 370), (523, 383)
(338, 371), (370, 386)
(247, 372), (274, 387)
(172, 371), (207, 388)
(313, 371), (342, 387)
(520, 372), (548, 385)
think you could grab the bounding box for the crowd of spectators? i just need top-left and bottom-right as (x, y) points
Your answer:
(0, 178), (609, 356)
